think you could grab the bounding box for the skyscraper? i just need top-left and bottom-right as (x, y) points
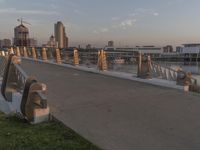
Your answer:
(54, 21), (68, 49)
(14, 23), (30, 47)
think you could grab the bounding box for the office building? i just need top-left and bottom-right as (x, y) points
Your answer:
(54, 21), (68, 49)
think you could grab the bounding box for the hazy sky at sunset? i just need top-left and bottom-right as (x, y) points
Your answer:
(0, 0), (200, 47)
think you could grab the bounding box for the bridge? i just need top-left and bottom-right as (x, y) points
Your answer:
(0, 47), (200, 150)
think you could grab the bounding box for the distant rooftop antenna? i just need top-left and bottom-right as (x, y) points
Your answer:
(17, 18), (31, 26)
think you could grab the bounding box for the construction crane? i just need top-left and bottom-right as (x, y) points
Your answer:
(17, 18), (31, 26)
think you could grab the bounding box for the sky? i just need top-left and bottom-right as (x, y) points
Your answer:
(0, 0), (200, 47)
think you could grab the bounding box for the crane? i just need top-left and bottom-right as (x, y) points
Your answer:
(17, 18), (31, 26)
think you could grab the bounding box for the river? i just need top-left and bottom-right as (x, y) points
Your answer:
(109, 61), (200, 84)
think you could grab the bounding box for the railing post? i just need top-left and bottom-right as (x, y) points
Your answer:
(73, 49), (79, 66)
(23, 47), (28, 58)
(137, 54), (152, 79)
(20, 77), (49, 124)
(8, 47), (14, 55)
(1, 51), (5, 56)
(98, 50), (107, 71)
(55, 48), (62, 64)
(1, 54), (21, 101)
(16, 47), (21, 57)
(177, 71), (193, 92)
(31, 47), (37, 60)
(102, 50), (107, 71)
(41, 48), (47, 61)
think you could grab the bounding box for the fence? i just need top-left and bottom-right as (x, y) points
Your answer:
(1, 47), (199, 93)
(0, 54), (49, 124)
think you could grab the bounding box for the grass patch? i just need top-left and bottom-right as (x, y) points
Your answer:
(0, 112), (100, 150)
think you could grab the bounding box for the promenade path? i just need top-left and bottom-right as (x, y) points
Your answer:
(21, 59), (200, 150)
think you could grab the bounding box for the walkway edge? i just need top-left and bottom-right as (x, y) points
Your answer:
(23, 58), (184, 91)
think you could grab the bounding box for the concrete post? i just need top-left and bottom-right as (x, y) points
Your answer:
(97, 50), (101, 68)
(137, 54), (152, 79)
(73, 49), (79, 66)
(31, 47), (37, 60)
(16, 47), (21, 57)
(55, 48), (62, 64)
(97, 50), (107, 71)
(2, 51), (5, 56)
(101, 50), (107, 71)
(41, 48), (47, 61)
(23, 47), (28, 58)
(8, 47), (14, 55)
(20, 79), (50, 124)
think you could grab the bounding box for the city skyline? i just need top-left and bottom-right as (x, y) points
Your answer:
(0, 0), (200, 47)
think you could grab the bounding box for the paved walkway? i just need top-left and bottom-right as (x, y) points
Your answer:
(21, 59), (200, 150)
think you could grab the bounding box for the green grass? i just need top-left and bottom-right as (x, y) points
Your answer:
(0, 112), (100, 150)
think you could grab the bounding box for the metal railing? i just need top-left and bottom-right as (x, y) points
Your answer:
(0, 54), (49, 123)
(2, 47), (199, 93)
(150, 61), (197, 85)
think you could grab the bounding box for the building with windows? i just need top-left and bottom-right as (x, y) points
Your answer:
(46, 35), (56, 48)
(163, 45), (173, 53)
(14, 23), (30, 47)
(0, 39), (11, 48)
(54, 21), (68, 49)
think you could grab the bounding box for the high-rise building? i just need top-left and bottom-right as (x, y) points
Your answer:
(54, 21), (69, 49)
(14, 23), (30, 47)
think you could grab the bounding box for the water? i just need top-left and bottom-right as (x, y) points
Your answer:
(157, 61), (200, 84)
(109, 62), (200, 84)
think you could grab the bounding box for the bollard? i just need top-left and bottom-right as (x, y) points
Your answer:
(41, 48), (48, 61)
(31, 47), (37, 60)
(8, 47), (14, 55)
(137, 54), (152, 79)
(2, 51), (5, 56)
(101, 50), (107, 71)
(97, 50), (101, 68)
(20, 77), (50, 124)
(55, 48), (62, 64)
(177, 71), (193, 92)
(73, 49), (79, 66)
(16, 47), (21, 57)
(23, 47), (28, 58)
(97, 50), (107, 71)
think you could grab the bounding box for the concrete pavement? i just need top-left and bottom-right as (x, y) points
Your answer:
(21, 59), (200, 150)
